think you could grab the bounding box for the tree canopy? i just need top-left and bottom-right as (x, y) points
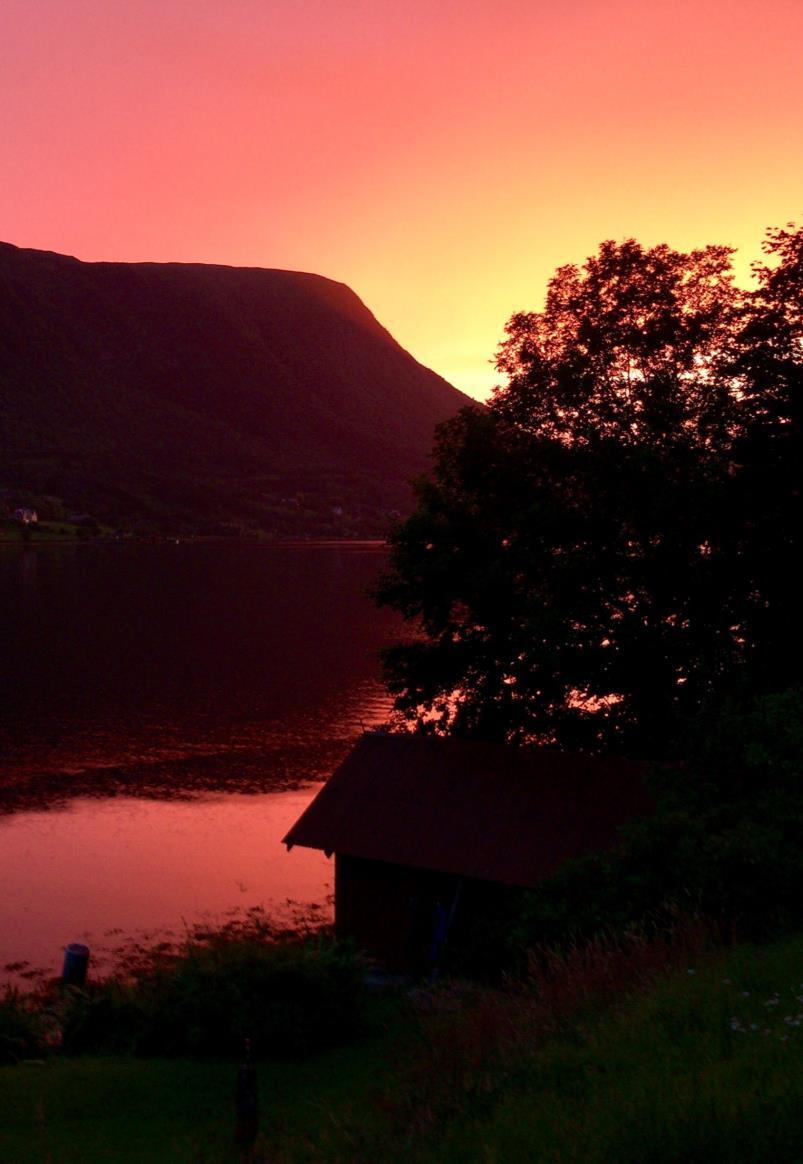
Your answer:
(375, 226), (803, 757)
(494, 239), (743, 452)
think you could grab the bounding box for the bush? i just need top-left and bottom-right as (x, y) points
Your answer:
(135, 933), (364, 1057)
(0, 987), (47, 1063)
(58, 932), (365, 1058)
(512, 689), (803, 955)
(58, 979), (149, 1056)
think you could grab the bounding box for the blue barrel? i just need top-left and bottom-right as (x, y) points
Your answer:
(62, 943), (90, 986)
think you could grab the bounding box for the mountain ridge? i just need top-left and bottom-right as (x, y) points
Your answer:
(0, 242), (469, 536)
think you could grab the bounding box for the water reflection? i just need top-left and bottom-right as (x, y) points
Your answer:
(0, 542), (399, 811)
(0, 790), (333, 979)
(0, 543), (401, 975)
(0, 678), (391, 814)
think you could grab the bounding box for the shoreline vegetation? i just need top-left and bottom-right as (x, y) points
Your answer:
(5, 690), (801, 1158)
(2, 914), (802, 1162)
(0, 519), (389, 548)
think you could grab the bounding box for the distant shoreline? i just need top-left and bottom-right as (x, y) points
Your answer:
(0, 533), (388, 549)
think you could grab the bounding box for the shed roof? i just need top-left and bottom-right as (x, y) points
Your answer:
(283, 733), (653, 889)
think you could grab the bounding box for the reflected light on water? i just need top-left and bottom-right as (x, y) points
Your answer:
(0, 543), (406, 978)
(0, 788), (331, 980)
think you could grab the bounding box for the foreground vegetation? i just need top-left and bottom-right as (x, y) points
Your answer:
(1, 911), (364, 1062)
(2, 685), (801, 1161)
(2, 931), (803, 1162)
(377, 223), (803, 756)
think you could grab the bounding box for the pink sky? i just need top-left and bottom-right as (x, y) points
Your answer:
(2, 0), (801, 398)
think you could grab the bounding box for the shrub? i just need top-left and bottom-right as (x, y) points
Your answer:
(135, 933), (364, 1057)
(57, 932), (365, 1058)
(58, 979), (148, 1055)
(514, 789), (803, 955)
(512, 689), (803, 955)
(0, 986), (47, 1063)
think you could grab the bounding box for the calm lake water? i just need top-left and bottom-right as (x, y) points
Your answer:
(0, 542), (400, 977)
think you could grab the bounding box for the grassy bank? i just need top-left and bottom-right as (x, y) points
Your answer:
(0, 1036), (403, 1163)
(3, 932), (802, 1162)
(422, 936), (803, 1164)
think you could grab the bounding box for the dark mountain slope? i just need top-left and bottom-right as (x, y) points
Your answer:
(0, 242), (468, 534)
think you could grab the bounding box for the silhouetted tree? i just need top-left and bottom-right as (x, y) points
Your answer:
(375, 229), (803, 756)
(731, 222), (803, 693)
(494, 239), (744, 452)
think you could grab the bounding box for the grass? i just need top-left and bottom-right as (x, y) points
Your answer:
(420, 937), (803, 1164)
(0, 1036), (402, 1163)
(2, 932), (802, 1162)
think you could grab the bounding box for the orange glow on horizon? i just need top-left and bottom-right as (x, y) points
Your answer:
(1, 0), (801, 400)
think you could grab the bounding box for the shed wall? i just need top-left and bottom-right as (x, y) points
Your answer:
(335, 853), (460, 975)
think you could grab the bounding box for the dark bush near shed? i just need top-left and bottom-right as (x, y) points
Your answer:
(58, 931), (365, 1058)
(137, 934), (364, 1057)
(512, 689), (803, 955)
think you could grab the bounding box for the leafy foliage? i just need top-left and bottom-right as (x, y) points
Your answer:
(140, 934), (362, 1057)
(5, 921), (366, 1061)
(376, 225), (803, 756)
(514, 688), (803, 951)
(494, 239), (743, 451)
(0, 987), (48, 1064)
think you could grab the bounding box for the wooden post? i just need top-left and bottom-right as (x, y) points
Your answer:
(235, 1037), (259, 1154)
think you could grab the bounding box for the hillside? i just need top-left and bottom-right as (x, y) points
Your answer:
(0, 242), (468, 536)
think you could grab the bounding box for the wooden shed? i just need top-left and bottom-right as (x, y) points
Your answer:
(283, 733), (653, 974)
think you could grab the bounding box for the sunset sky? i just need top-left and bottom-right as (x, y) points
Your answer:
(2, 0), (801, 399)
